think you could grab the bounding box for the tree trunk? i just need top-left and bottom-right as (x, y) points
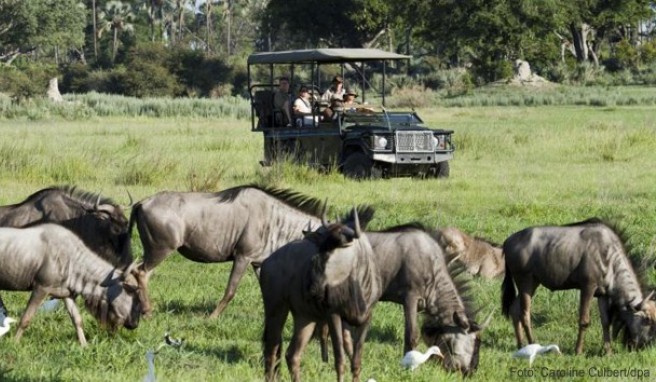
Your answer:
(206, 0), (212, 53)
(226, 0), (232, 55)
(112, 28), (118, 61)
(92, 0), (98, 59)
(569, 22), (590, 62)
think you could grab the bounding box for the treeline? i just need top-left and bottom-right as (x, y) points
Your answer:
(1, 0), (656, 100)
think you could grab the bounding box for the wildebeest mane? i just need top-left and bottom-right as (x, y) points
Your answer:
(374, 222), (426, 233)
(567, 217), (653, 290)
(218, 185), (376, 227)
(217, 184), (326, 217)
(20, 185), (116, 207)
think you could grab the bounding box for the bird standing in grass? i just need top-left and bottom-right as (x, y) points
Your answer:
(513, 344), (561, 366)
(401, 346), (444, 371)
(0, 315), (17, 338)
(164, 332), (184, 348)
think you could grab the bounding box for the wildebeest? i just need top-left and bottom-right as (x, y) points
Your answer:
(260, 209), (379, 382)
(319, 223), (488, 375)
(435, 227), (504, 279)
(0, 224), (143, 346)
(130, 185), (329, 317)
(502, 218), (656, 354)
(0, 186), (133, 316)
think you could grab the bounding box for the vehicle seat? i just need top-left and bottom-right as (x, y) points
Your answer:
(253, 90), (274, 128)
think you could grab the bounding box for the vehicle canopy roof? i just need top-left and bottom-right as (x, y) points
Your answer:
(247, 48), (411, 65)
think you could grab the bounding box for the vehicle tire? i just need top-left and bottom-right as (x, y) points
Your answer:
(435, 161), (450, 178)
(342, 152), (375, 179)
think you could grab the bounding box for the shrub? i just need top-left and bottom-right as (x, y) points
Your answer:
(0, 63), (57, 100)
(119, 61), (182, 98)
(615, 40), (640, 70)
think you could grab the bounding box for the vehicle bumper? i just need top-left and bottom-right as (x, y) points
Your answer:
(372, 152), (454, 164)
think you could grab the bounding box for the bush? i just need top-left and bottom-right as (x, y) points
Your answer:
(0, 63), (57, 100)
(615, 40), (640, 70)
(119, 61), (182, 98)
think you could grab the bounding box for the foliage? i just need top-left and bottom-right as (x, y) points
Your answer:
(0, 62), (58, 100)
(0, 0), (85, 64)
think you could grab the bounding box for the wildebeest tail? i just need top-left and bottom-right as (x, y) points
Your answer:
(501, 267), (516, 318)
(128, 201), (143, 239)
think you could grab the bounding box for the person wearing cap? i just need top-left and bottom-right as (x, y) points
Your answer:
(321, 75), (345, 103)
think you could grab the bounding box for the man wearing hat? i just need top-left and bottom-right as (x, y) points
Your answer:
(320, 75), (345, 103)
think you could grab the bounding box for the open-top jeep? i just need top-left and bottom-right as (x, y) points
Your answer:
(247, 48), (455, 178)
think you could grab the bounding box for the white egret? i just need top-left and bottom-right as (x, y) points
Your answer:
(401, 346), (444, 371)
(164, 332), (184, 348)
(0, 316), (17, 338)
(513, 344), (561, 366)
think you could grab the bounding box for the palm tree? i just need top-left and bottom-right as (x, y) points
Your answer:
(97, 1), (135, 61)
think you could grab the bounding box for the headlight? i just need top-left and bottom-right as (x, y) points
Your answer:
(433, 135), (445, 150)
(374, 136), (388, 150)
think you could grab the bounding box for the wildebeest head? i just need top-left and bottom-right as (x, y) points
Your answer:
(421, 312), (492, 375)
(81, 195), (132, 265)
(92, 263), (143, 331)
(618, 291), (656, 349)
(307, 207), (375, 299)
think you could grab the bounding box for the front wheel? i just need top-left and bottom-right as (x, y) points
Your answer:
(432, 161), (450, 178)
(342, 152), (381, 179)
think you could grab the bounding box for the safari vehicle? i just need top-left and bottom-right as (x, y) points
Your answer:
(247, 48), (455, 178)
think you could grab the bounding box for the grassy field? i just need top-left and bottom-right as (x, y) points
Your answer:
(1, 104), (656, 381)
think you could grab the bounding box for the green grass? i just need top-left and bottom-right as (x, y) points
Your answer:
(1, 105), (656, 381)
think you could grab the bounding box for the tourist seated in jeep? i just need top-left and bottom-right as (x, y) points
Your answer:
(322, 98), (344, 121)
(321, 75), (345, 103)
(273, 76), (292, 127)
(293, 86), (317, 127)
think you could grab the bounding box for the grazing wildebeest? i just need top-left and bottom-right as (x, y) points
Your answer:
(318, 223), (489, 375)
(0, 186), (133, 316)
(435, 227), (504, 279)
(502, 218), (656, 354)
(0, 224), (143, 346)
(130, 185), (335, 317)
(261, 209), (379, 382)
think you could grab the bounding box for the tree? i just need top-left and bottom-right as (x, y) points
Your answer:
(1, 0), (85, 65)
(98, 0), (135, 61)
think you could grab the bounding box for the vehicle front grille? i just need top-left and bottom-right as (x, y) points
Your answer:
(395, 131), (434, 153)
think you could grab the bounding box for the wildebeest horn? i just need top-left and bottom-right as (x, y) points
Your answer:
(94, 193), (102, 210)
(644, 291), (655, 302)
(123, 188), (134, 209)
(321, 199), (329, 227)
(353, 207), (361, 238)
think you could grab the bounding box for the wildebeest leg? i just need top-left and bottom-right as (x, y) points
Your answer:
(0, 294), (7, 316)
(598, 296), (612, 355)
(319, 322), (330, 363)
(518, 282), (538, 345)
(63, 297), (87, 347)
(263, 307), (288, 382)
(210, 256), (251, 318)
(349, 319), (372, 382)
(14, 289), (48, 342)
(328, 314), (346, 382)
(510, 298), (524, 348)
(285, 316), (317, 382)
(136, 248), (173, 316)
(575, 286), (595, 355)
(403, 294), (420, 353)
